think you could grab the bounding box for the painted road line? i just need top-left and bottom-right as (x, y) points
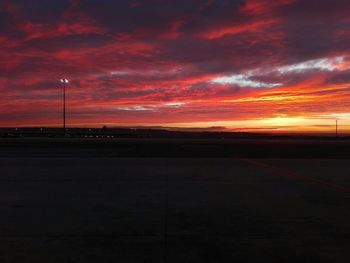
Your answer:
(240, 159), (350, 194)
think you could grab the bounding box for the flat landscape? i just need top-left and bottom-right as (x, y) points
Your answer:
(1, 137), (350, 158)
(0, 139), (350, 262)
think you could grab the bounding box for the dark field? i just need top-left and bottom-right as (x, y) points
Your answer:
(0, 139), (350, 262)
(1, 137), (350, 158)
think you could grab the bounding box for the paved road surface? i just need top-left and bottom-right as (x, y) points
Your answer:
(1, 157), (350, 262)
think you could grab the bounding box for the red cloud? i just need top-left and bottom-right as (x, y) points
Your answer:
(199, 18), (279, 39)
(21, 21), (106, 41)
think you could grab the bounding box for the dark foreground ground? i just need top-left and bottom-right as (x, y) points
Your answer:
(0, 139), (350, 262)
(1, 137), (350, 158)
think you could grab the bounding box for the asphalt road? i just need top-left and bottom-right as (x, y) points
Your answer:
(1, 155), (350, 262)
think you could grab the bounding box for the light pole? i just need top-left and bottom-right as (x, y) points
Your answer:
(60, 78), (69, 135)
(336, 119), (338, 138)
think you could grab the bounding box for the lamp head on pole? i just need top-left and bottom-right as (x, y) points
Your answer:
(60, 78), (69, 84)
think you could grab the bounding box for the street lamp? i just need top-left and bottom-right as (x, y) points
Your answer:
(60, 78), (69, 134)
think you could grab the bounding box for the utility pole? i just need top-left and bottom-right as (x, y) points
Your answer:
(336, 119), (338, 138)
(60, 79), (69, 135)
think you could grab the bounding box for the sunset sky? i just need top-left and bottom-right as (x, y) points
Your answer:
(1, 0), (350, 133)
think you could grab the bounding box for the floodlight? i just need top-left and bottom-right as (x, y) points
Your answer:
(60, 78), (69, 134)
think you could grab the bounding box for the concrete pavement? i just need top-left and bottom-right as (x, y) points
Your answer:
(0, 157), (349, 262)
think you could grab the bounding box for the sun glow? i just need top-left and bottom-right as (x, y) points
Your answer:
(152, 114), (350, 134)
(262, 116), (309, 126)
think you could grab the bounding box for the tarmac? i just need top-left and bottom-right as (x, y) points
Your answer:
(0, 139), (350, 262)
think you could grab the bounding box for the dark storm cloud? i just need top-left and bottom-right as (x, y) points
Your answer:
(76, 0), (245, 34)
(7, 0), (70, 22)
(277, 0), (350, 61)
(326, 70), (350, 85)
